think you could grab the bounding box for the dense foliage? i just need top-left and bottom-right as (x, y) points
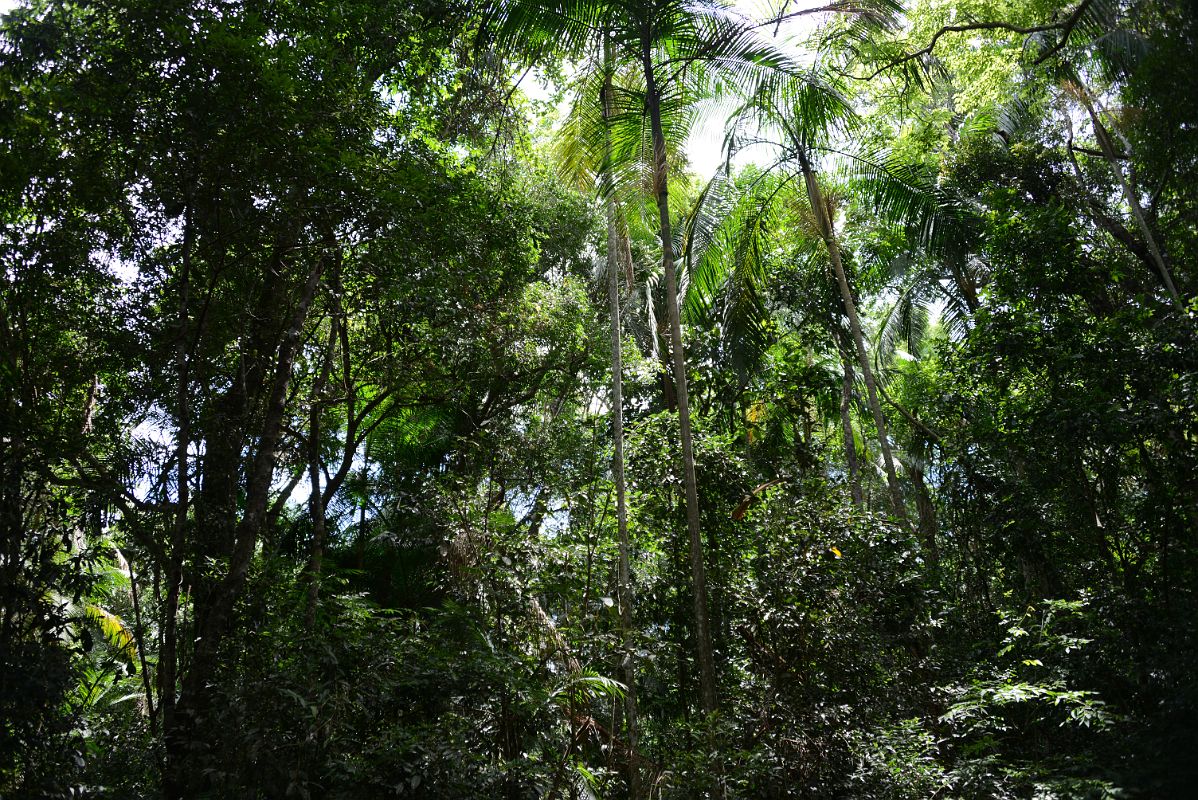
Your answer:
(2, 0), (1195, 797)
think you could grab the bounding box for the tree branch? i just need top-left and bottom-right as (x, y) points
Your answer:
(753, 2), (882, 29)
(864, 0), (1093, 81)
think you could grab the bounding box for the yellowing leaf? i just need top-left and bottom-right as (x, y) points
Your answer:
(85, 604), (139, 665)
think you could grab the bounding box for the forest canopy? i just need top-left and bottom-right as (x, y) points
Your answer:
(1, 0), (1196, 797)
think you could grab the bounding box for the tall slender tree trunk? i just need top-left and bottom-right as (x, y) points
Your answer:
(640, 35), (717, 717)
(602, 41), (641, 798)
(124, 550), (156, 733)
(161, 207), (192, 798)
(305, 327), (336, 627)
(657, 329), (678, 411)
(797, 148), (908, 526)
(607, 219), (642, 797)
(1071, 81), (1182, 309)
(839, 349), (864, 507)
(355, 441), (371, 571)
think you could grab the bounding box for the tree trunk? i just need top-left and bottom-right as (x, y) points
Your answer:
(603, 41), (641, 799)
(163, 254), (325, 800)
(910, 463), (940, 571)
(160, 207), (192, 798)
(839, 349), (864, 507)
(797, 147), (908, 526)
(640, 35), (717, 717)
(305, 326), (337, 626)
(1072, 81), (1182, 309)
(657, 327), (678, 411)
(124, 551), (156, 733)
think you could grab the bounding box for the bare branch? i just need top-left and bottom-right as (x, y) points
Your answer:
(1031, 0), (1094, 65)
(864, 0), (1093, 81)
(753, 2), (882, 29)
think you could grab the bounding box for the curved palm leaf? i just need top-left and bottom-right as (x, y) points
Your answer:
(85, 603), (139, 665)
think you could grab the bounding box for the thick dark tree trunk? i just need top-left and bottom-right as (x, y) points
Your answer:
(163, 255), (325, 800)
(910, 463), (940, 571)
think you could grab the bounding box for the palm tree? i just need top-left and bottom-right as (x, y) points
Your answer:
(489, 0), (794, 717)
(551, 35), (644, 793)
(793, 135), (909, 523)
(680, 64), (922, 523)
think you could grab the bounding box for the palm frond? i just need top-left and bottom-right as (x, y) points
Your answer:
(834, 145), (973, 258)
(85, 604), (139, 665)
(678, 167), (789, 383)
(960, 92), (1037, 146)
(554, 64), (610, 191)
(549, 669), (626, 706)
(876, 271), (933, 365)
(481, 0), (604, 63)
(678, 6), (801, 95)
(680, 168), (738, 316)
(939, 288), (975, 341)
